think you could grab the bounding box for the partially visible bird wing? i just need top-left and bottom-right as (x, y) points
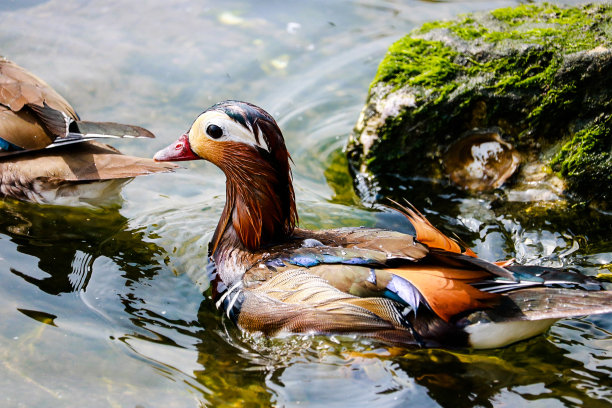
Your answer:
(69, 121), (155, 139)
(0, 58), (78, 149)
(484, 287), (612, 322)
(0, 105), (54, 150)
(386, 265), (499, 322)
(234, 268), (419, 345)
(0, 58), (155, 152)
(241, 226), (506, 326)
(291, 227), (429, 260)
(0, 141), (176, 184)
(0, 58), (77, 116)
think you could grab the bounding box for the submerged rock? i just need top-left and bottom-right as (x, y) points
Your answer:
(443, 129), (520, 191)
(347, 3), (612, 208)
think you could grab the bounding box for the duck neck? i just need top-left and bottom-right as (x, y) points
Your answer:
(209, 149), (297, 265)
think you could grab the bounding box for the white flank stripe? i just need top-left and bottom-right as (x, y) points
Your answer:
(467, 318), (558, 349)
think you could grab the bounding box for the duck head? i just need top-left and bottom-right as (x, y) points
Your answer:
(154, 101), (298, 254)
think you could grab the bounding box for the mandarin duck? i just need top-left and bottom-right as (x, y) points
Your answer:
(154, 100), (612, 349)
(0, 57), (176, 204)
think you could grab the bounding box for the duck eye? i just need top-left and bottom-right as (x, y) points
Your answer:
(206, 124), (223, 139)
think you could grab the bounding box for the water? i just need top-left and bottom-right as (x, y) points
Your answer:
(1, 1), (611, 407)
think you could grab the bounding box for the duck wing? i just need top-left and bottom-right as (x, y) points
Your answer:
(241, 227), (502, 324)
(0, 58), (154, 153)
(1, 141), (176, 181)
(0, 141), (177, 202)
(1, 58), (77, 149)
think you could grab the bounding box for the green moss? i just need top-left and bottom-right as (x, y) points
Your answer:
(490, 3), (604, 27)
(418, 20), (453, 33)
(449, 17), (489, 40)
(372, 37), (461, 94)
(490, 48), (559, 92)
(490, 4), (562, 24)
(488, 3), (606, 52)
(369, 1), (612, 133)
(375, 3), (611, 92)
(417, 16), (491, 40)
(550, 115), (612, 199)
(528, 82), (577, 123)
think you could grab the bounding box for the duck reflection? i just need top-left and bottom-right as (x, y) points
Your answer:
(390, 334), (611, 407)
(0, 199), (165, 296)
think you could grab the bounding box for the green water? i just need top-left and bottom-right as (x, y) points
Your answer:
(1, 1), (611, 407)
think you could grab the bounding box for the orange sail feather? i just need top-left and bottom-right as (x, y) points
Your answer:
(390, 265), (499, 322)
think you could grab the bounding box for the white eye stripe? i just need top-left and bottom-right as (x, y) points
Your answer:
(196, 111), (269, 152)
(254, 124), (268, 151)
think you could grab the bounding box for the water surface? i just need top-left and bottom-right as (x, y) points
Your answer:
(1, 1), (611, 407)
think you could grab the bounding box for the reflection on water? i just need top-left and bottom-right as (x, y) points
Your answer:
(1, 0), (611, 407)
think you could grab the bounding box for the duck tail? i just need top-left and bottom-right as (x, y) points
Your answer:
(499, 286), (612, 321)
(469, 264), (607, 294)
(465, 287), (612, 349)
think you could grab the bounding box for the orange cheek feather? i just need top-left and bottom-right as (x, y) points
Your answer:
(189, 132), (227, 166)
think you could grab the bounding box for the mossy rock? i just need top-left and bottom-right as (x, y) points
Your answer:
(347, 3), (612, 208)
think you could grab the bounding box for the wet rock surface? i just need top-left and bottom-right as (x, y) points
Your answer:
(347, 3), (612, 208)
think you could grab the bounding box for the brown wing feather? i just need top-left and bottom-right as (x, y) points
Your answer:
(238, 269), (400, 334)
(1, 141), (176, 183)
(0, 58), (77, 117)
(1, 58), (78, 149)
(500, 287), (612, 321)
(292, 227), (429, 261)
(0, 105), (54, 149)
(390, 265), (499, 322)
(237, 292), (399, 335)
